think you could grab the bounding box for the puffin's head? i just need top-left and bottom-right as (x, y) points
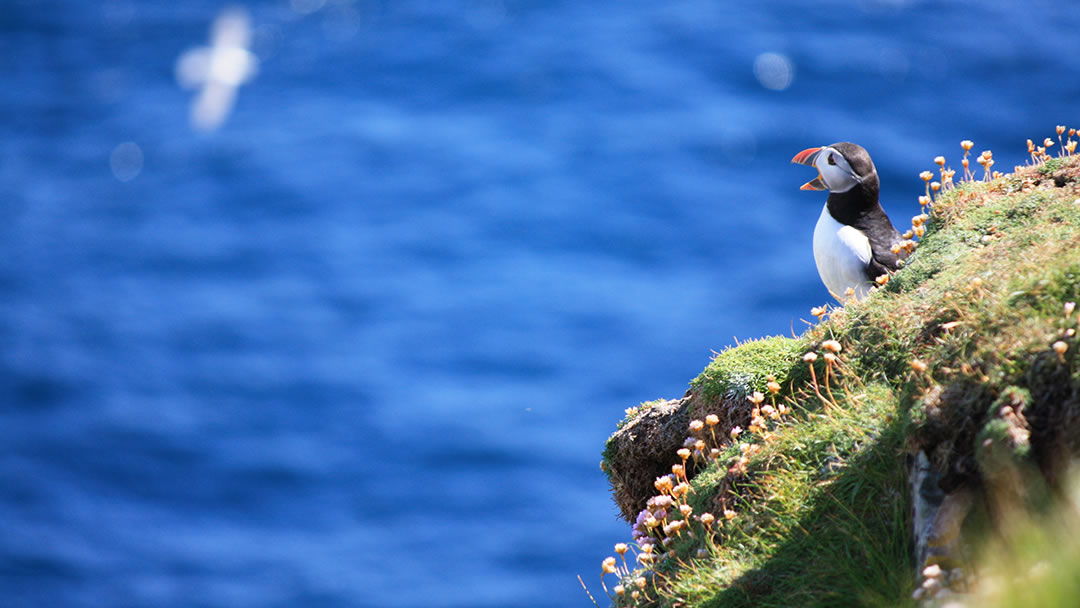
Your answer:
(791, 142), (877, 194)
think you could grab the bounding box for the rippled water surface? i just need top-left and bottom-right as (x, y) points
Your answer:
(2, 1), (1078, 606)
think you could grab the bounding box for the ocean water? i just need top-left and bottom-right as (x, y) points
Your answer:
(1, 1), (1078, 606)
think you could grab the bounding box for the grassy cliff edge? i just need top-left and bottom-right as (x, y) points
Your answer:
(596, 139), (1080, 607)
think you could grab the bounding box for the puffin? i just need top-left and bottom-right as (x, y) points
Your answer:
(791, 142), (907, 301)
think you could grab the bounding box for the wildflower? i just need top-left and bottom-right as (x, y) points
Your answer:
(700, 512), (715, 526)
(680, 504), (693, 517)
(709, 448), (721, 459)
(934, 156), (945, 166)
(1066, 302), (1076, 317)
(640, 543), (654, 553)
(705, 414), (719, 426)
(730, 426), (742, 439)
(777, 403), (788, 415)
(822, 339), (842, 353)
(970, 277), (983, 289)
(671, 464), (685, 478)
(748, 391), (765, 405)
(652, 495), (673, 510)
(767, 380), (781, 393)
(602, 556), (617, 574)
(635, 577), (647, 589)
(615, 543), (628, 555)
(672, 482), (690, 498)
(677, 448), (691, 461)
(614, 584), (625, 596)
(631, 590), (640, 600)
(910, 359), (928, 373)
(1053, 341), (1068, 355)
(922, 564), (943, 579)
(920, 171), (933, 182)
(689, 419), (704, 433)
(961, 140), (974, 151)
(654, 476), (674, 493)
(723, 509), (737, 521)
(1045, 137), (1055, 148)
(803, 352), (818, 363)
(931, 181), (941, 192)
(823, 352), (837, 364)
(694, 439), (706, 452)
(891, 243), (902, 255)
(810, 306), (826, 319)
(1058, 125), (1067, 135)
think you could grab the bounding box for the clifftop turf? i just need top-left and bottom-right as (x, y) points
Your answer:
(596, 138), (1080, 608)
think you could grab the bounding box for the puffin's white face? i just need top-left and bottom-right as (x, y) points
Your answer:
(813, 146), (861, 193)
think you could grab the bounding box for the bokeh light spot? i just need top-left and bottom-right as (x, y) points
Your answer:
(753, 52), (795, 91)
(109, 142), (144, 182)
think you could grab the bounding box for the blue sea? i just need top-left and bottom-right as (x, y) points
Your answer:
(2, 1), (1078, 606)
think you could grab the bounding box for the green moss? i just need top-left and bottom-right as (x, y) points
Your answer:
(690, 336), (809, 400)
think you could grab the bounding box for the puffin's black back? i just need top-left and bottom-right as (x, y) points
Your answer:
(824, 142), (906, 278)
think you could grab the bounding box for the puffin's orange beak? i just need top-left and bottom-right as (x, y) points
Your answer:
(791, 147), (826, 191)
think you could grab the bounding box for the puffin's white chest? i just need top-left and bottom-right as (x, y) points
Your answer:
(813, 204), (873, 300)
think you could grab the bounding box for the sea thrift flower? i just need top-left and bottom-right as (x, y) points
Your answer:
(730, 426), (742, 439)
(602, 557), (616, 574)
(1053, 341), (1068, 355)
(652, 495), (673, 510)
(1066, 302), (1076, 317)
(705, 414), (719, 426)
(689, 419), (704, 432)
(811, 306), (826, 319)
(767, 380), (781, 393)
(961, 140), (974, 151)
(803, 352), (818, 363)
(822, 339), (842, 353)
(700, 512), (715, 526)
(680, 504), (693, 517)
(677, 448), (691, 460)
(615, 543), (628, 555)
(910, 359), (928, 373)
(934, 156), (945, 166)
(655, 476), (674, 493)
(920, 171), (933, 182)
(723, 509), (737, 521)
(748, 391), (765, 405)
(614, 584), (625, 596)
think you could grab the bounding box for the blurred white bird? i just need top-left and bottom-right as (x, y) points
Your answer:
(175, 7), (258, 131)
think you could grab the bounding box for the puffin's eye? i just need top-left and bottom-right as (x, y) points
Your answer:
(827, 154), (836, 166)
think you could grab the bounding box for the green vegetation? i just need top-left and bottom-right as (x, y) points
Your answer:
(595, 138), (1080, 607)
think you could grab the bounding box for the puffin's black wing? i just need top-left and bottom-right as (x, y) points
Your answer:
(856, 207), (906, 281)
